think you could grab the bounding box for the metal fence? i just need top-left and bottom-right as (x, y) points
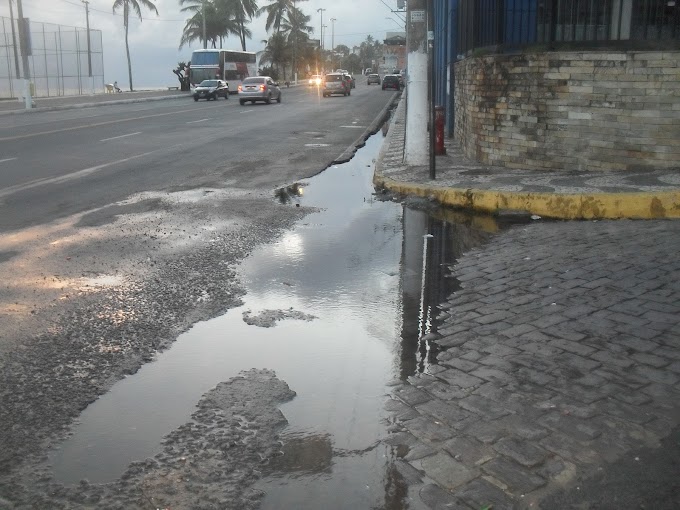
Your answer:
(0, 16), (104, 99)
(457, 0), (680, 57)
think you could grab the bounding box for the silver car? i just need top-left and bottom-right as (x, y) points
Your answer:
(238, 76), (282, 105)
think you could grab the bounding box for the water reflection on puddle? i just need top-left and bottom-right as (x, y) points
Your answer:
(50, 134), (501, 508)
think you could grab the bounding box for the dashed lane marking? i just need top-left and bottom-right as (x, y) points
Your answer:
(100, 131), (142, 142)
(0, 149), (161, 199)
(0, 107), (203, 142)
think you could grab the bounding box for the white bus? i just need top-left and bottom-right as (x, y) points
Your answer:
(189, 49), (257, 93)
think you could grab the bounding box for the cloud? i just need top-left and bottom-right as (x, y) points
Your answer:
(2, 0), (403, 88)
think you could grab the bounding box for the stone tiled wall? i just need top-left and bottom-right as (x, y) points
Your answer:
(454, 51), (680, 171)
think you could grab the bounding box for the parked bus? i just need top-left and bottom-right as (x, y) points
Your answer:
(189, 49), (257, 93)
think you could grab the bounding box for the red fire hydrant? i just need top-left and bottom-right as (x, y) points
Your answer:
(434, 105), (446, 155)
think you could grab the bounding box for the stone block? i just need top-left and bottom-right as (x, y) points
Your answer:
(459, 395), (513, 419)
(493, 437), (549, 467)
(404, 416), (457, 444)
(481, 457), (546, 495)
(437, 368), (485, 389)
(418, 483), (471, 510)
(456, 477), (520, 510)
(419, 452), (479, 490)
(416, 400), (473, 427)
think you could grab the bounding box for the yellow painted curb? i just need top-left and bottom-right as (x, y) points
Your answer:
(374, 175), (680, 220)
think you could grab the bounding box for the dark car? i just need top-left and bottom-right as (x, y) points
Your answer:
(323, 73), (351, 97)
(382, 75), (401, 91)
(367, 73), (381, 85)
(193, 79), (229, 101)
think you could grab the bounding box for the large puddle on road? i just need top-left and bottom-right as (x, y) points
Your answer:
(50, 133), (502, 507)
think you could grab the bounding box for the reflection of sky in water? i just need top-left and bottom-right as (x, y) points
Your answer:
(49, 133), (493, 508)
(49, 135), (404, 500)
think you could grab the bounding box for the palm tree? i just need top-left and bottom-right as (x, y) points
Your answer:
(257, 0), (307, 35)
(179, 5), (224, 49)
(280, 5), (312, 78)
(260, 32), (291, 79)
(180, 0), (251, 50)
(221, 0), (257, 50)
(112, 0), (159, 91)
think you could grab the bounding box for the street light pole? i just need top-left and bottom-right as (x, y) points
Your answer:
(292, 0), (297, 83)
(316, 8), (325, 50)
(8, 0), (21, 77)
(82, 0), (93, 93)
(330, 17), (336, 71)
(202, 0), (207, 49)
(15, 0), (32, 109)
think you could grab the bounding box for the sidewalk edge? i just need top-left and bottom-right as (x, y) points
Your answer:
(372, 175), (680, 220)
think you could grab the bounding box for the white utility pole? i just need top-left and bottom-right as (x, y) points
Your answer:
(15, 0), (32, 108)
(8, 0), (21, 77)
(316, 8), (325, 50)
(82, 0), (94, 93)
(405, 0), (428, 165)
(202, 0), (207, 49)
(330, 17), (336, 70)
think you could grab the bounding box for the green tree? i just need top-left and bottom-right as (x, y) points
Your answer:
(179, 1), (220, 49)
(358, 35), (380, 72)
(112, 0), (159, 91)
(260, 32), (291, 79)
(179, 0), (244, 49)
(335, 44), (350, 58)
(340, 53), (361, 74)
(257, 0), (307, 35)
(280, 5), (312, 77)
(219, 0), (257, 50)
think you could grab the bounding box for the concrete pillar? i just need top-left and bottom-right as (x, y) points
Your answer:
(405, 0), (428, 165)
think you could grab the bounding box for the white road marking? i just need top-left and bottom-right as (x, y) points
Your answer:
(340, 126), (366, 129)
(0, 157), (18, 163)
(240, 110), (254, 113)
(0, 149), (161, 199)
(0, 107), (202, 142)
(304, 143), (330, 147)
(100, 131), (141, 142)
(186, 118), (211, 124)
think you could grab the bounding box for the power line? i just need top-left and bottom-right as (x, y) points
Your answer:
(47, 0), (186, 22)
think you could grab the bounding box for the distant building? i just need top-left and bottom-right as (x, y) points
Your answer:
(382, 32), (406, 74)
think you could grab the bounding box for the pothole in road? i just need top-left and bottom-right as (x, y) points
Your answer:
(48, 134), (502, 508)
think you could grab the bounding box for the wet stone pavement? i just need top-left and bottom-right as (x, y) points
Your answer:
(387, 219), (680, 509)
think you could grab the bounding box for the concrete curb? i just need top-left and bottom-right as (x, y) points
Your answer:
(0, 94), (189, 116)
(333, 91), (400, 164)
(372, 175), (680, 219)
(374, 93), (680, 221)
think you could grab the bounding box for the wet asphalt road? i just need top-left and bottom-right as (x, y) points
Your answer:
(0, 84), (393, 231)
(0, 84), (399, 508)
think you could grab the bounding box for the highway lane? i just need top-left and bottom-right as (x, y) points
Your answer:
(0, 84), (396, 231)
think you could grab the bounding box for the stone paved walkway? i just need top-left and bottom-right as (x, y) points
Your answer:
(376, 93), (680, 509)
(386, 219), (680, 509)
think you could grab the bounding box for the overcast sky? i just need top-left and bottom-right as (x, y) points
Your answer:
(1, 0), (406, 88)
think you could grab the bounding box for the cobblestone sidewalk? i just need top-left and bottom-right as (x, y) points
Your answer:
(387, 219), (680, 509)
